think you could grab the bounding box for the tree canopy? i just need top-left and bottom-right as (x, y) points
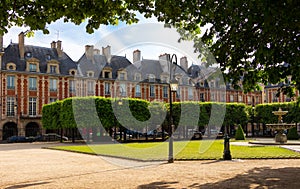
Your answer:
(1, 0), (299, 94)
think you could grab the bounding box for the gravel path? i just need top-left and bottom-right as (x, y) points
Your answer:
(1, 144), (300, 189)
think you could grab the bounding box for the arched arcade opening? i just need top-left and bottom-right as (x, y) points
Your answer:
(25, 122), (41, 137)
(2, 122), (18, 140)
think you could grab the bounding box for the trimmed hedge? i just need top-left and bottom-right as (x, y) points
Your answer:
(42, 97), (251, 134)
(235, 124), (246, 140)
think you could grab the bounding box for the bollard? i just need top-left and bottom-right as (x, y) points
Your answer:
(223, 134), (232, 160)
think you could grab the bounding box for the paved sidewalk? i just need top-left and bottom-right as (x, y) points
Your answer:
(1, 143), (300, 188)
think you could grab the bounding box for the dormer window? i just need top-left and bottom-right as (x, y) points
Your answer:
(46, 54), (51, 60)
(119, 73), (125, 80)
(104, 72), (110, 78)
(50, 65), (57, 73)
(87, 71), (94, 77)
(69, 69), (77, 76)
(47, 60), (60, 74)
(6, 63), (16, 70)
(29, 63), (37, 72)
(26, 58), (40, 72)
(135, 73), (141, 81)
(161, 76), (169, 83)
(149, 74), (155, 82)
(25, 52), (32, 58)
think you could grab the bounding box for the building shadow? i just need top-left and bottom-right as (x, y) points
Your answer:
(137, 167), (300, 189)
(193, 166), (300, 189)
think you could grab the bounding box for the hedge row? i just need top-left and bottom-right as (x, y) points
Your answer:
(42, 97), (300, 135)
(42, 97), (251, 132)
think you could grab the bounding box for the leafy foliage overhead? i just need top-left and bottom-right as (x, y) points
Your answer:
(1, 1), (299, 94)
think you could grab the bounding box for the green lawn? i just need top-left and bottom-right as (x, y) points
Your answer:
(49, 140), (300, 161)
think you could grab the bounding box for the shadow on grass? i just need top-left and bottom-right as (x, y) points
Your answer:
(137, 167), (300, 189)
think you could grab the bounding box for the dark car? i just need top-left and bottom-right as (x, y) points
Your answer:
(191, 131), (203, 140)
(7, 136), (34, 143)
(42, 133), (68, 141)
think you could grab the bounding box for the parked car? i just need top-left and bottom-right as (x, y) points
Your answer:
(7, 136), (34, 143)
(40, 133), (68, 141)
(191, 131), (203, 140)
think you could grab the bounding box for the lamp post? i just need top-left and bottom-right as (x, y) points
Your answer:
(251, 103), (255, 137)
(168, 54), (178, 163)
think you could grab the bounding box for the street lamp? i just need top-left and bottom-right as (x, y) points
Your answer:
(251, 99), (255, 137)
(168, 54), (178, 163)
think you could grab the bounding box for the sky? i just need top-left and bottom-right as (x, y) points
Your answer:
(2, 14), (207, 66)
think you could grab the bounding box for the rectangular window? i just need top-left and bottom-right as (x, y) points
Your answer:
(69, 80), (76, 93)
(87, 81), (94, 94)
(50, 65), (57, 73)
(29, 77), (37, 91)
(49, 78), (57, 92)
(247, 96), (252, 104)
(188, 88), (193, 100)
(104, 71), (110, 78)
(150, 85), (155, 97)
(161, 76), (168, 83)
(119, 73), (125, 80)
(230, 95), (234, 102)
(104, 82), (111, 95)
(29, 63), (37, 72)
(149, 74), (155, 82)
(29, 97), (37, 116)
(211, 93), (215, 101)
(119, 83), (126, 96)
(135, 74), (141, 81)
(200, 93), (205, 102)
(163, 86), (168, 98)
(238, 95), (243, 102)
(135, 84), (141, 97)
(220, 93), (226, 102)
(6, 97), (15, 116)
(7, 75), (15, 89)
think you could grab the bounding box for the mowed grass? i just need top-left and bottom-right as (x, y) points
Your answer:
(50, 140), (300, 161)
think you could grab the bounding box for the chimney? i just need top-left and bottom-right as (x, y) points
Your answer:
(93, 48), (100, 55)
(56, 40), (63, 57)
(180, 56), (188, 72)
(102, 45), (111, 63)
(85, 45), (94, 60)
(51, 41), (56, 48)
(133, 49), (141, 63)
(159, 53), (169, 73)
(18, 32), (25, 59)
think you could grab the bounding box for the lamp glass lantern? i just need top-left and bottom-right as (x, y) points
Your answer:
(170, 78), (179, 92)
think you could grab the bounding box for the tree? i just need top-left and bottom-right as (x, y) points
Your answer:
(1, 1), (299, 94)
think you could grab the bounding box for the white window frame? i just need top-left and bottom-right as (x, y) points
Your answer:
(29, 77), (37, 91)
(7, 97), (15, 116)
(104, 82), (111, 95)
(150, 85), (155, 97)
(29, 97), (37, 116)
(135, 84), (141, 97)
(69, 80), (76, 93)
(87, 80), (95, 95)
(7, 75), (15, 89)
(49, 78), (57, 92)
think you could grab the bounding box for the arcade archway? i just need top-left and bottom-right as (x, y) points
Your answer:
(25, 122), (40, 137)
(2, 122), (18, 140)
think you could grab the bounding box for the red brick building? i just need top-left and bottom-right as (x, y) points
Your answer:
(0, 33), (281, 140)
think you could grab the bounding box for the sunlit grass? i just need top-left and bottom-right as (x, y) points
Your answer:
(50, 140), (300, 161)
